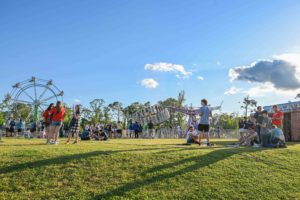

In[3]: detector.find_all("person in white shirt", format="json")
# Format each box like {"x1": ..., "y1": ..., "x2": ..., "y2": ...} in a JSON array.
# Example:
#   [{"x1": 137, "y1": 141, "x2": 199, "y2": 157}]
[{"x1": 186, "y1": 126, "x2": 200, "y2": 145}]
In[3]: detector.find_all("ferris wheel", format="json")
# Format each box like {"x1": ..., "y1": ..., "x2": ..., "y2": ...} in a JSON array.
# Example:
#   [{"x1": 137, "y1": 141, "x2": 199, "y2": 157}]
[{"x1": 5, "y1": 77, "x2": 64, "y2": 122}]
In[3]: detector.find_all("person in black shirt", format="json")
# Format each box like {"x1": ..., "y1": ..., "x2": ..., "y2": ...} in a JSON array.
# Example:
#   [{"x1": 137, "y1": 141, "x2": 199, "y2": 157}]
[
  {"x1": 147, "y1": 120, "x2": 155, "y2": 139},
  {"x1": 254, "y1": 106, "x2": 263, "y2": 143}
]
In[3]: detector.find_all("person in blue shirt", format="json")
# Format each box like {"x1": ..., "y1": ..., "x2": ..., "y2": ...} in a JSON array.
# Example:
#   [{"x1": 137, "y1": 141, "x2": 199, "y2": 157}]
[
  {"x1": 197, "y1": 99, "x2": 213, "y2": 146},
  {"x1": 17, "y1": 119, "x2": 23, "y2": 135},
  {"x1": 133, "y1": 121, "x2": 140, "y2": 138}
]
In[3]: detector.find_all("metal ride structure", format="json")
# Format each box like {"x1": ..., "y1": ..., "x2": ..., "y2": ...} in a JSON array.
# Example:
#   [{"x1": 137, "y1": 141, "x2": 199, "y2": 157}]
[
  {"x1": 5, "y1": 77, "x2": 64, "y2": 122},
  {"x1": 127, "y1": 105, "x2": 170, "y2": 125}
]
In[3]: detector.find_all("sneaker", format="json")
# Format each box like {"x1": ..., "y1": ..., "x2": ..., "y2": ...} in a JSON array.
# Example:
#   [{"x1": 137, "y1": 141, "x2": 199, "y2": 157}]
[
  {"x1": 252, "y1": 143, "x2": 261, "y2": 148},
  {"x1": 54, "y1": 141, "x2": 59, "y2": 145},
  {"x1": 66, "y1": 141, "x2": 70, "y2": 144},
  {"x1": 207, "y1": 143, "x2": 214, "y2": 147},
  {"x1": 46, "y1": 141, "x2": 51, "y2": 145}
]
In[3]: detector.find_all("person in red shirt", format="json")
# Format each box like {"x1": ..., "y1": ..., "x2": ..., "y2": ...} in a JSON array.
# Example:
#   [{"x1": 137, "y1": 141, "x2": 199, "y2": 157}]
[
  {"x1": 43, "y1": 103, "x2": 54, "y2": 144},
  {"x1": 49, "y1": 101, "x2": 66, "y2": 145},
  {"x1": 272, "y1": 105, "x2": 283, "y2": 129}
]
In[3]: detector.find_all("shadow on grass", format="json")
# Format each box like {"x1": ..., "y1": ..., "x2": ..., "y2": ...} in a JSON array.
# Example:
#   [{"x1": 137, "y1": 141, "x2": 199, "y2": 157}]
[
  {"x1": 0, "y1": 148, "x2": 170, "y2": 174},
  {"x1": 95, "y1": 147, "x2": 265, "y2": 199}
]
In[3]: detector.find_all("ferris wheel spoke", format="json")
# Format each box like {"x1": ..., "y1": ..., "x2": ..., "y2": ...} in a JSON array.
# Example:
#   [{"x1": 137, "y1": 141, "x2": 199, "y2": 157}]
[
  {"x1": 33, "y1": 82, "x2": 38, "y2": 101},
  {"x1": 37, "y1": 104, "x2": 46, "y2": 112},
  {"x1": 38, "y1": 87, "x2": 48, "y2": 101},
  {"x1": 23, "y1": 89, "x2": 35, "y2": 102},
  {"x1": 13, "y1": 99, "x2": 33, "y2": 105},
  {"x1": 26, "y1": 112, "x2": 33, "y2": 122},
  {"x1": 41, "y1": 94, "x2": 57, "y2": 103}
]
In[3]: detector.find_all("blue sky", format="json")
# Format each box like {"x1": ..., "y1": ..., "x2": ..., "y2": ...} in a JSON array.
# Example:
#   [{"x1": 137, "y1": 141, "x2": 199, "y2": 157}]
[{"x1": 1, "y1": 0, "x2": 300, "y2": 113}]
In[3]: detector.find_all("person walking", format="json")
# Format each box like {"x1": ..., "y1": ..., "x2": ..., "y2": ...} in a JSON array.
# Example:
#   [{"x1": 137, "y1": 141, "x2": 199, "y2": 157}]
[
  {"x1": 67, "y1": 105, "x2": 81, "y2": 144},
  {"x1": 49, "y1": 101, "x2": 66, "y2": 145}
]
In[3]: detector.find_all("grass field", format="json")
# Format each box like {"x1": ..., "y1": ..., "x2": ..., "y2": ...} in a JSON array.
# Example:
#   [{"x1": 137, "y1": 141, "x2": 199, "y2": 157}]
[{"x1": 0, "y1": 138, "x2": 300, "y2": 200}]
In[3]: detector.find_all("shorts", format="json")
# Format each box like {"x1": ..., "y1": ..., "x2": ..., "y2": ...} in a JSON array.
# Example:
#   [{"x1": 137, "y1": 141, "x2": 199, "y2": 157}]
[
  {"x1": 198, "y1": 124, "x2": 209, "y2": 133},
  {"x1": 51, "y1": 121, "x2": 62, "y2": 126}
]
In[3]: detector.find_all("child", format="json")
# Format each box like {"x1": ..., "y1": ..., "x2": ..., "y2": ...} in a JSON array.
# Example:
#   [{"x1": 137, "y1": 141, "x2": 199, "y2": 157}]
[{"x1": 186, "y1": 126, "x2": 200, "y2": 145}]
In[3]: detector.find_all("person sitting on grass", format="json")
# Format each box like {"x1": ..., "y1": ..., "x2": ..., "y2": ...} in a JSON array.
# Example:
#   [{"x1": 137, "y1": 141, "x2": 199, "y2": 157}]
[
  {"x1": 239, "y1": 126, "x2": 258, "y2": 146},
  {"x1": 264, "y1": 126, "x2": 286, "y2": 148},
  {"x1": 186, "y1": 126, "x2": 200, "y2": 145}
]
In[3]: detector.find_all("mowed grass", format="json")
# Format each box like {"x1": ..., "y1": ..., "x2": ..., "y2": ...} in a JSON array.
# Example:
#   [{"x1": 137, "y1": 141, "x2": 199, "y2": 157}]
[{"x1": 0, "y1": 138, "x2": 300, "y2": 200}]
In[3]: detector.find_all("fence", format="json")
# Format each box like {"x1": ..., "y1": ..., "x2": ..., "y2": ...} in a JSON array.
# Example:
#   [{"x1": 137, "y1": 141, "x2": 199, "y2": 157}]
[{"x1": 123, "y1": 128, "x2": 239, "y2": 139}]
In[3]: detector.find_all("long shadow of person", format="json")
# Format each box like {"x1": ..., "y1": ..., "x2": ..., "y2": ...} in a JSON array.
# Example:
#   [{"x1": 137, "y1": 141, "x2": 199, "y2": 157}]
[
  {"x1": 95, "y1": 147, "x2": 264, "y2": 199},
  {"x1": 0, "y1": 148, "x2": 170, "y2": 174}
]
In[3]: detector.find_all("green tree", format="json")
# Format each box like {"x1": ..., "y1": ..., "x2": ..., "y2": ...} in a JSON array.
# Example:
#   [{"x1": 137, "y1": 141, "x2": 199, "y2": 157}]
[
  {"x1": 90, "y1": 99, "x2": 105, "y2": 124},
  {"x1": 108, "y1": 101, "x2": 123, "y2": 122}
]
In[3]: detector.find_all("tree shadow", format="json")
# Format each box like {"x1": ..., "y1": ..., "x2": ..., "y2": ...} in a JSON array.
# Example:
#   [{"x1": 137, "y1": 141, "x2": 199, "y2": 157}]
[{"x1": 95, "y1": 147, "x2": 265, "y2": 199}]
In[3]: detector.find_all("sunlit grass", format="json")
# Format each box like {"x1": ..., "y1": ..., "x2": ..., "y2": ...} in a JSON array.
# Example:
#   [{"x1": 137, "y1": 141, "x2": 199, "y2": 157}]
[{"x1": 0, "y1": 138, "x2": 300, "y2": 200}]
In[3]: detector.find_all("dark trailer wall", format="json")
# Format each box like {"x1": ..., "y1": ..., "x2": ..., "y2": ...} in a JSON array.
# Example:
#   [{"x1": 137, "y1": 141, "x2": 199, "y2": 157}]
[
  {"x1": 264, "y1": 101, "x2": 300, "y2": 142},
  {"x1": 283, "y1": 112, "x2": 292, "y2": 141}
]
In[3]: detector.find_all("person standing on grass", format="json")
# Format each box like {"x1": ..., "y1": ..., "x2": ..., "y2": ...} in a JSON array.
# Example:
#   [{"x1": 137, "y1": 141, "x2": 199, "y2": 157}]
[
  {"x1": 43, "y1": 103, "x2": 54, "y2": 144},
  {"x1": 49, "y1": 101, "x2": 66, "y2": 145},
  {"x1": 17, "y1": 118, "x2": 23, "y2": 136},
  {"x1": 133, "y1": 121, "x2": 140, "y2": 138},
  {"x1": 197, "y1": 99, "x2": 213, "y2": 146},
  {"x1": 272, "y1": 105, "x2": 283, "y2": 129},
  {"x1": 148, "y1": 120, "x2": 155, "y2": 139},
  {"x1": 254, "y1": 106, "x2": 263, "y2": 143},
  {"x1": 67, "y1": 105, "x2": 81, "y2": 144},
  {"x1": 116, "y1": 121, "x2": 123, "y2": 138}
]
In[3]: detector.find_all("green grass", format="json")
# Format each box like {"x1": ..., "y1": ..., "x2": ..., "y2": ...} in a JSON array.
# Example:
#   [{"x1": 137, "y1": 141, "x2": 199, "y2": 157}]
[{"x1": 0, "y1": 138, "x2": 300, "y2": 200}]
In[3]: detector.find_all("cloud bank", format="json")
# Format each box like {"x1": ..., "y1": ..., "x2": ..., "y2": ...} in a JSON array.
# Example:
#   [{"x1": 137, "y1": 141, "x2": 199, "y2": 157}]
[{"x1": 229, "y1": 53, "x2": 300, "y2": 90}]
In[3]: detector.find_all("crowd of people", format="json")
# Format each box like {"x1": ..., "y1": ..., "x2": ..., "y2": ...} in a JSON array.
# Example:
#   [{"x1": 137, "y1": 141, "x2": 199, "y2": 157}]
[
  {"x1": 236, "y1": 105, "x2": 286, "y2": 148},
  {"x1": 0, "y1": 99, "x2": 288, "y2": 148}
]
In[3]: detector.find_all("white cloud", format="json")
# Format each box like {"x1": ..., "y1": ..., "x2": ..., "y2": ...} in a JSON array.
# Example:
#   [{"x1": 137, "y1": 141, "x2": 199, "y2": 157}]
[
  {"x1": 244, "y1": 83, "x2": 300, "y2": 98},
  {"x1": 73, "y1": 99, "x2": 81, "y2": 103},
  {"x1": 197, "y1": 76, "x2": 204, "y2": 81},
  {"x1": 145, "y1": 62, "x2": 192, "y2": 78},
  {"x1": 224, "y1": 86, "x2": 243, "y2": 95},
  {"x1": 216, "y1": 61, "x2": 221, "y2": 66},
  {"x1": 141, "y1": 78, "x2": 159, "y2": 89}
]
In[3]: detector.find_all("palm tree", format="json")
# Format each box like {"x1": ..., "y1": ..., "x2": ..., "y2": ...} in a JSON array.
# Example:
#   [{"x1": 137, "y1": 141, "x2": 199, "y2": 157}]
[{"x1": 240, "y1": 96, "x2": 257, "y2": 117}]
